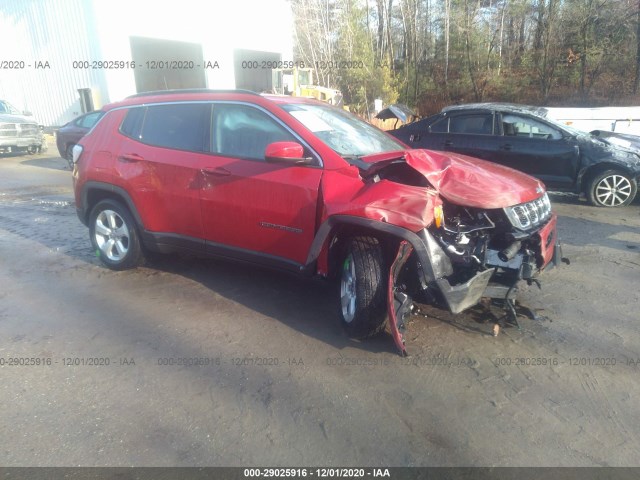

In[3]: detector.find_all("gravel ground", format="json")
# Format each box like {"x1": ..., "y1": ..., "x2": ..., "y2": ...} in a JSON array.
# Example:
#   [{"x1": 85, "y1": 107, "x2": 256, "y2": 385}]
[{"x1": 0, "y1": 149, "x2": 639, "y2": 467}]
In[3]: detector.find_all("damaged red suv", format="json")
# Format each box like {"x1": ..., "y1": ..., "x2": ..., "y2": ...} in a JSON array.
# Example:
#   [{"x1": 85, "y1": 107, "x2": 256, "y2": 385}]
[{"x1": 72, "y1": 90, "x2": 564, "y2": 354}]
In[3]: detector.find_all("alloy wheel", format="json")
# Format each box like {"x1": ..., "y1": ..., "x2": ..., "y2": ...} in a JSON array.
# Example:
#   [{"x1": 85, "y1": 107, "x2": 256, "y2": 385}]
[
  {"x1": 94, "y1": 209, "x2": 130, "y2": 262},
  {"x1": 340, "y1": 253, "x2": 357, "y2": 323},
  {"x1": 594, "y1": 174, "x2": 633, "y2": 207}
]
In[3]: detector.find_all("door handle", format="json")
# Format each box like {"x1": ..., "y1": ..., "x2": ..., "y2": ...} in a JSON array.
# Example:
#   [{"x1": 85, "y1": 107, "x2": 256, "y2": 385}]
[
  {"x1": 118, "y1": 153, "x2": 144, "y2": 162},
  {"x1": 201, "y1": 167, "x2": 231, "y2": 176},
  {"x1": 501, "y1": 144, "x2": 512, "y2": 151},
  {"x1": 443, "y1": 140, "x2": 453, "y2": 147}
]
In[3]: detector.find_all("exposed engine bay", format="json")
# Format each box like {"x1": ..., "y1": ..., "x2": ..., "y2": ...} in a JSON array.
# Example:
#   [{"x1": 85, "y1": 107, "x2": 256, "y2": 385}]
[{"x1": 432, "y1": 202, "x2": 542, "y2": 283}]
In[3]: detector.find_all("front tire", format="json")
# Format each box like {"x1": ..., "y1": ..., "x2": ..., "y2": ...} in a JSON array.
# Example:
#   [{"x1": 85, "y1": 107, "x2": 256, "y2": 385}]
[
  {"x1": 339, "y1": 237, "x2": 387, "y2": 339},
  {"x1": 587, "y1": 170, "x2": 637, "y2": 207},
  {"x1": 89, "y1": 199, "x2": 144, "y2": 270}
]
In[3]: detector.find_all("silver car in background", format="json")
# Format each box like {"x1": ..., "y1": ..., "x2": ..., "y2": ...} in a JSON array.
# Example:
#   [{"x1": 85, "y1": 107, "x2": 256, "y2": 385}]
[{"x1": 0, "y1": 100, "x2": 46, "y2": 154}]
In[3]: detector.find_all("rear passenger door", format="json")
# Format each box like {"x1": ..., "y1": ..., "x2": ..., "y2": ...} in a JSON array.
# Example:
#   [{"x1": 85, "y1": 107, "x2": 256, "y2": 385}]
[
  {"x1": 117, "y1": 103, "x2": 210, "y2": 244},
  {"x1": 199, "y1": 102, "x2": 322, "y2": 266},
  {"x1": 440, "y1": 112, "x2": 501, "y2": 160}
]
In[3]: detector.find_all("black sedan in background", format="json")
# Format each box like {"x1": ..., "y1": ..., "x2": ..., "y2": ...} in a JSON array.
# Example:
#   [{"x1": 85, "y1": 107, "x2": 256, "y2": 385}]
[
  {"x1": 390, "y1": 103, "x2": 640, "y2": 207},
  {"x1": 56, "y1": 110, "x2": 104, "y2": 164}
]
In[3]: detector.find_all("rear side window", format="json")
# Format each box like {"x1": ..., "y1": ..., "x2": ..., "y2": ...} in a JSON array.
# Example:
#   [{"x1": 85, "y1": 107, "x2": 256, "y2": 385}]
[
  {"x1": 139, "y1": 104, "x2": 209, "y2": 152},
  {"x1": 449, "y1": 114, "x2": 494, "y2": 135}
]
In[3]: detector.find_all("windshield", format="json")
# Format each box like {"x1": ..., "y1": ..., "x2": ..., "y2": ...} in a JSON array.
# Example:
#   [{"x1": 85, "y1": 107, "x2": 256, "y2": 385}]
[
  {"x1": 0, "y1": 101, "x2": 21, "y2": 115},
  {"x1": 281, "y1": 103, "x2": 405, "y2": 157}
]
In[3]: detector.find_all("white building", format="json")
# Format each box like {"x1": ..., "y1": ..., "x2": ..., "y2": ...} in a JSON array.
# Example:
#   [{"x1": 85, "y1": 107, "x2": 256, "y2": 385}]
[{"x1": 0, "y1": 0, "x2": 294, "y2": 126}]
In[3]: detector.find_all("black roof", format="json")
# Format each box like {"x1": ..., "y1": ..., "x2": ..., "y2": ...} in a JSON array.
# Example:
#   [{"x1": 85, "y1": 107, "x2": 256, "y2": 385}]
[{"x1": 441, "y1": 103, "x2": 550, "y2": 118}]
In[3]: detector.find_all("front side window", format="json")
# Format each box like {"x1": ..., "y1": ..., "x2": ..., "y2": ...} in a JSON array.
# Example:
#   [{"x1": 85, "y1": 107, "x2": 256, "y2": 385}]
[
  {"x1": 501, "y1": 113, "x2": 562, "y2": 140},
  {"x1": 138, "y1": 103, "x2": 209, "y2": 152},
  {"x1": 429, "y1": 117, "x2": 448, "y2": 133},
  {"x1": 449, "y1": 114, "x2": 494, "y2": 135},
  {"x1": 211, "y1": 103, "x2": 297, "y2": 161}
]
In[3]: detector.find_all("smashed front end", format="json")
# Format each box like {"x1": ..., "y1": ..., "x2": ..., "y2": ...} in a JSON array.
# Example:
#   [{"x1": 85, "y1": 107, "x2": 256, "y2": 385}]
[
  {"x1": 428, "y1": 193, "x2": 563, "y2": 308},
  {"x1": 370, "y1": 151, "x2": 569, "y2": 353},
  {"x1": 319, "y1": 148, "x2": 567, "y2": 353},
  {"x1": 385, "y1": 192, "x2": 567, "y2": 354}
]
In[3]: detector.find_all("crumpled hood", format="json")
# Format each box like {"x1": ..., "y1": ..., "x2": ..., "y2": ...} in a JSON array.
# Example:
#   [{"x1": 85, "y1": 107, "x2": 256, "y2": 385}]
[{"x1": 362, "y1": 149, "x2": 546, "y2": 209}]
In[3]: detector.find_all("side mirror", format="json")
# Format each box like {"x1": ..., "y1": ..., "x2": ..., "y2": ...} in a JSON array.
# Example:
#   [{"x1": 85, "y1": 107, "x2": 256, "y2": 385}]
[
  {"x1": 265, "y1": 142, "x2": 314, "y2": 165},
  {"x1": 23, "y1": 110, "x2": 33, "y2": 116}
]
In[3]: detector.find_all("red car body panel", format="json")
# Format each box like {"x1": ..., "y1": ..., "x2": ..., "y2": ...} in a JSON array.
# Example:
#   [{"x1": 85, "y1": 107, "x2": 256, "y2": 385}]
[
  {"x1": 198, "y1": 155, "x2": 322, "y2": 264},
  {"x1": 115, "y1": 138, "x2": 206, "y2": 239},
  {"x1": 537, "y1": 214, "x2": 558, "y2": 268},
  {"x1": 320, "y1": 167, "x2": 441, "y2": 231}
]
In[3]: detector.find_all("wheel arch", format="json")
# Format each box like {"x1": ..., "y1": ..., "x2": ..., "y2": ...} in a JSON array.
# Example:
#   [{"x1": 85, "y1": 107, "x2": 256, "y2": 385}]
[
  {"x1": 307, "y1": 215, "x2": 427, "y2": 279},
  {"x1": 81, "y1": 182, "x2": 144, "y2": 230},
  {"x1": 578, "y1": 162, "x2": 637, "y2": 193}
]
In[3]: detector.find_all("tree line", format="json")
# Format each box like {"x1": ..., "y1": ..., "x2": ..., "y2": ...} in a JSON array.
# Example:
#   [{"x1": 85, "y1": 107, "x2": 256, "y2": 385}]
[{"x1": 290, "y1": 0, "x2": 640, "y2": 115}]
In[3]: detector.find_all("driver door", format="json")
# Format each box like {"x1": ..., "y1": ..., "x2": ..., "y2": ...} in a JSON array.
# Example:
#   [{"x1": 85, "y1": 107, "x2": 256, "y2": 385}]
[
  {"x1": 199, "y1": 103, "x2": 322, "y2": 265},
  {"x1": 494, "y1": 112, "x2": 579, "y2": 189}
]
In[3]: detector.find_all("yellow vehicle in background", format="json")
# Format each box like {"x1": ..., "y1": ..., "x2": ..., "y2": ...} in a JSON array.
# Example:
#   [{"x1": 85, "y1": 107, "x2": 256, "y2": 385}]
[{"x1": 272, "y1": 67, "x2": 343, "y2": 106}]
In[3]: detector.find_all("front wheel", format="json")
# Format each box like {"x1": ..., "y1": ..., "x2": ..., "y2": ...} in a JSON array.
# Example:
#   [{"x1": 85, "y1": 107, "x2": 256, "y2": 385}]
[
  {"x1": 587, "y1": 170, "x2": 637, "y2": 207},
  {"x1": 89, "y1": 199, "x2": 144, "y2": 270},
  {"x1": 339, "y1": 237, "x2": 387, "y2": 339}
]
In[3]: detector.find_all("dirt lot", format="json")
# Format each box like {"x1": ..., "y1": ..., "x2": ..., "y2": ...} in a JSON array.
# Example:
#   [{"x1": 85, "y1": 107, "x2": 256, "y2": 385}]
[{"x1": 1, "y1": 148, "x2": 639, "y2": 467}]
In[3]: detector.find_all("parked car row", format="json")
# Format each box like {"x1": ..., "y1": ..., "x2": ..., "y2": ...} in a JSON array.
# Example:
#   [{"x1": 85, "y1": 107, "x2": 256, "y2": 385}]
[
  {"x1": 389, "y1": 103, "x2": 640, "y2": 207},
  {"x1": 71, "y1": 90, "x2": 566, "y2": 353}
]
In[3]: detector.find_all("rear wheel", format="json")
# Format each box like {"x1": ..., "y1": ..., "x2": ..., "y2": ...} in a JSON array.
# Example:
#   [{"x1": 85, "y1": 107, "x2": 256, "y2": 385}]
[
  {"x1": 587, "y1": 170, "x2": 637, "y2": 207},
  {"x1": 339, "y1": 237, "x2": 387, "y2": 339},
  {"x1": 89, "y1": 199, "x2": 144, "y2": 270}
]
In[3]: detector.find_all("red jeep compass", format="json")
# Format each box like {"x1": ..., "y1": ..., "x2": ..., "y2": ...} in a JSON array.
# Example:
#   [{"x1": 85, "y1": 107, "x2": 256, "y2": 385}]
[{"x1": 72, "y1": 89, "x2": 565, "y2": 354}]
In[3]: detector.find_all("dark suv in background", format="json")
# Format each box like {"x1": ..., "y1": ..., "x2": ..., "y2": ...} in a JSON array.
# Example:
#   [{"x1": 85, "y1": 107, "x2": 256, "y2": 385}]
[
  {"x1": 391, "y1": 103, "x2": 640, "y2": 207},
  {"x1": 72, "y1": 90, "x2": 564, "y2": 353}
]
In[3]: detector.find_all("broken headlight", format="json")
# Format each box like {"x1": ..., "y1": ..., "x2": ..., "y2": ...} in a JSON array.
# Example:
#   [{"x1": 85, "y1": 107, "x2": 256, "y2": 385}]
[{"x1": 503, "y1": 193, "x2": 551, "y2": 230}]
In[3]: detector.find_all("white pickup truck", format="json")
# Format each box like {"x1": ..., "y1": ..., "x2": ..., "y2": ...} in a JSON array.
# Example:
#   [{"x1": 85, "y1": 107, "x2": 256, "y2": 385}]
[{"x1": 0, "y1": 100, "x2": 46, "y2": 155}]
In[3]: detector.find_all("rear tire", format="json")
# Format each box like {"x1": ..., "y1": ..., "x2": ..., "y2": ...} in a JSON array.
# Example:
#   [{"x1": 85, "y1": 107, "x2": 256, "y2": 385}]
[
  {"x1": 587, "y1": 170, "x2": 637, "y2": 207},
  {"x1": 89, "y1": 199, "x2": 144, "y2": 270},
  {"x1": 338, "y1": 237, "x2": 387, "y2": 339}
]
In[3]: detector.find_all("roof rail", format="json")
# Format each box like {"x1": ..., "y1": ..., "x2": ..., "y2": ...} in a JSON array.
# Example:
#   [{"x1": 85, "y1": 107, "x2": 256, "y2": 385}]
[{"x1": 126, "y1": 89, "x2": 258, "y2": 99}]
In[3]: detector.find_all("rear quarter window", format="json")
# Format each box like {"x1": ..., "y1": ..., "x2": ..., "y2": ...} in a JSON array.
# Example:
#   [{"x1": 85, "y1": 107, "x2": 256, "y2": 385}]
[{"x1": 120, "y1": 107, "x2": 145, "y2": 139}]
